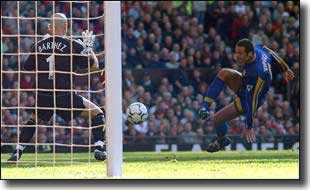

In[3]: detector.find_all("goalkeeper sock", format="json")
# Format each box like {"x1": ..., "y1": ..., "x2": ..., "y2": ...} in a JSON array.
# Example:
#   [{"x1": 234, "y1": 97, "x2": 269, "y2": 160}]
[
  {"x1": 91, "y1": 113, "x2": 105, "y2": 143},
  {"x1": 204, "y1": 77, "x2": 225, "y2": 104},
  {"x1": 19, "y1": 118, "x2": 36, "y2": 143},
  {"x1": 94, "y1": 140, "x2": 105, "y2": 152},
  {"x1": 16, "y1": 144, "x2": 25, "y2": 151},
  {"x1": 216, "y1": 122, "x2": 229, "y2": 137}
]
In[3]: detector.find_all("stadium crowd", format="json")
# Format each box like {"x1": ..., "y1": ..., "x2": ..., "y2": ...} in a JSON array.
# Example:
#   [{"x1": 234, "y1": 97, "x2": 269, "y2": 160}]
[{"x1": 1, "y1": 1, "x2": 299, "y2": 147}]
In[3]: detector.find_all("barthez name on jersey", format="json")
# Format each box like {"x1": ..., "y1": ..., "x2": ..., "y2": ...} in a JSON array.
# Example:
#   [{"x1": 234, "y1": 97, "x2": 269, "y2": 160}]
[{"x1": 37, "y1": 41, "x2": 67, "y2": 52}]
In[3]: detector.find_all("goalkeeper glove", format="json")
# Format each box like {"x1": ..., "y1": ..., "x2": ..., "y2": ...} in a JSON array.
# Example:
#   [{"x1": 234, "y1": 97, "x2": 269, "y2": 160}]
[
  {"x1": 78, "y1": 30, "x2": 95, "y2": 54},
  {"x1": 82, "y1": 30, "x2": 95, "y2": 47}
]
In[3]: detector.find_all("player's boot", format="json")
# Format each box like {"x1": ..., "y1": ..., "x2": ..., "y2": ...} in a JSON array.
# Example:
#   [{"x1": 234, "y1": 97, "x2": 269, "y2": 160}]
[
  {"x1": 7, "y1": 149, "x2": 23, "y2": 162},
  {"x1": 206, "y1": 136, "x2": 232, "y2": 153},
  {"x1": 94, "y1": 144, "x2": 107, "y2": 161},
  {"x1": 198, "y1": 102, "x2": 210, "y2": 120}
]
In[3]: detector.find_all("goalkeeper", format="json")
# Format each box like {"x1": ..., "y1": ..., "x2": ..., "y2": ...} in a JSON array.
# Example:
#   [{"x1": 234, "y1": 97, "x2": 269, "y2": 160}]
[
  {"x1": 199, "y1": 38, "x2": 295, "y2": 152},
  {"x1": 8, "y1": 13, "x2": 106, "y2": 161}
]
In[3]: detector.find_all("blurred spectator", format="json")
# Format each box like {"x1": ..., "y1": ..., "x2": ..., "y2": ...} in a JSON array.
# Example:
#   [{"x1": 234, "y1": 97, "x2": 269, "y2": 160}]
[
  {"x1": 192, "y1": 1, "x2": 207, "y2": 25},
  {"x1": 179, "y1": 122, "x2": 197, "y2": 144}
]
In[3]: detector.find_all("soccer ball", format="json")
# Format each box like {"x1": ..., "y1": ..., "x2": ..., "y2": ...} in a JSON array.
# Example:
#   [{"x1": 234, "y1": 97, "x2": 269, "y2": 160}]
[{"x1": 126, "y1": 102, "x2": 148, "y2": 124}]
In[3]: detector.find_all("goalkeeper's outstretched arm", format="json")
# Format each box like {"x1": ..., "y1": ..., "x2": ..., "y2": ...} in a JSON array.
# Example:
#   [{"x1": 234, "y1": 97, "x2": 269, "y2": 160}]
[
  {"x1": 75, "y1": 30, "x2": 99, "y2": 72},
  {"x1": 263, "y1": 45, "x2": 295, "y2": 82},
  {"x1": 82, "y1": 30, "x2": 99, "y2": 72},
  {"x1": 78, "y1": 30, "x2": 104, "y2": 86},
  {"x1": 89, "y1": 48, "x2": 99, "y2": 72}
]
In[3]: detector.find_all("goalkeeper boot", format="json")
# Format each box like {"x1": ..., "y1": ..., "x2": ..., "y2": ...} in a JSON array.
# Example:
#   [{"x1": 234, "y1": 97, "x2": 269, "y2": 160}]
[
  {"x1": 94, "y1": 144, "x2": 107, "y2": 161},
  {"x1": 206, "y1": 136, "x2": 232, "y2": 153},
  {"x1": 8, "y1": 149, "x2": 23, "y2": 162}
]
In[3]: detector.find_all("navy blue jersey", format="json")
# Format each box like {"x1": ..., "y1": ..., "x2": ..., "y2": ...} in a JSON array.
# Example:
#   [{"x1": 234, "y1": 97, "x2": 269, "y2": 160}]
[
  {"x1": 24, "y1": 36, "x2": 93, "y2": 93},
  {"x1": 235, "y1": 45, "x2": 274, "y2": 129}
]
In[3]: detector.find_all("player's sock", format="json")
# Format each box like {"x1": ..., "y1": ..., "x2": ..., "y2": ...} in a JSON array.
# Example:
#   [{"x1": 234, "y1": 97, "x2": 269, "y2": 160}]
[
  {"x1": 94, "y1": 140, "x2": 105, "y2": 151},
  {"x1": 91, "y1": 113, "x2": 106, "y2": 161},
  {"x1": 204, "y1": 77, "x2": 225, "y2": 104},
  {"x1": 16, "y1": 144, "x2": 25, "y2": 151},
  {"x1": 216, "y1": 122, "x2": 229, "y2": 137},
  {"x1": 216, "y1": 122, "x2": 231, "y2": 148},
  {"x1": 19, "y1": 118, "x2": 36, "y2": 146},
  {"x1": 206, "y1": 122, "x2": 231, "y2": 153},
  {"x1": 91, "y1": 113, "x2": 105, "y2": 146},
  {"x1": 8, "y1": 119, "x2": 36, "y2": 162}
]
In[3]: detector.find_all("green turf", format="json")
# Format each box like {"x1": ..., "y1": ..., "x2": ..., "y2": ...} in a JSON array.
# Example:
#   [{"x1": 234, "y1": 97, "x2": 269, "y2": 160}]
[{"x1": 1, "y1": 150, "x2": 299, "y2": 179}]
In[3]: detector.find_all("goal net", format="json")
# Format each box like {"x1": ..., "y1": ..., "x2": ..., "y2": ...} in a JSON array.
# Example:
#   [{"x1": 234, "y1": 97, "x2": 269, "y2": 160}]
[{"x1": 1, "y1": 1, "x2": 122, "y2": 176}]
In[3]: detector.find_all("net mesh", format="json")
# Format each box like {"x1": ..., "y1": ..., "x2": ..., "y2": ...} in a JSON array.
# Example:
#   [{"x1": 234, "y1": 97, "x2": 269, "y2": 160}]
[{"x1": 1, "y1": 1, "x2": 105, "y2": 166}]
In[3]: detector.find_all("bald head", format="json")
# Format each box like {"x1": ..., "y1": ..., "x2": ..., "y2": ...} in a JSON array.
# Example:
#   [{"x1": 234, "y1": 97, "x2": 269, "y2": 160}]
[{"x1": 48, "y1": 13, "x2": 68, "y2": 36}]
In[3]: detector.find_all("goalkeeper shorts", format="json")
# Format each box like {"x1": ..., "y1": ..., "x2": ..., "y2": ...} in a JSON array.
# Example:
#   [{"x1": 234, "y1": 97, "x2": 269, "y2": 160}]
[{"x1": 33, "y1": 91, "x2": 86, "y2": 122}]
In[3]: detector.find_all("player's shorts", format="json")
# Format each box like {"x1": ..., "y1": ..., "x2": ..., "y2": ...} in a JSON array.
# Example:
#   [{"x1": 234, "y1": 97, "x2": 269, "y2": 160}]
[
  {"x1": 234, "y1": 80, "x2": 270, "y2": 114},
  {"x1": 33, "y1": 91, "x2": 86, "y2": 122}
]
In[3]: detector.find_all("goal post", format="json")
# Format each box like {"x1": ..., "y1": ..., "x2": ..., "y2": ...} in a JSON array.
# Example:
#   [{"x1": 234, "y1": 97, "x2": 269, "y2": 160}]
[{"x1": 104, "y1": 1, "x2": 123, "y2": 177}]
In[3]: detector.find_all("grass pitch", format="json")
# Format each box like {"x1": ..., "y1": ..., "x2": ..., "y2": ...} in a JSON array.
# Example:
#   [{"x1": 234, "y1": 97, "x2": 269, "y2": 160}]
[{"x1": 1, "y1": 150, "x2": 299, "y2": 179}]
